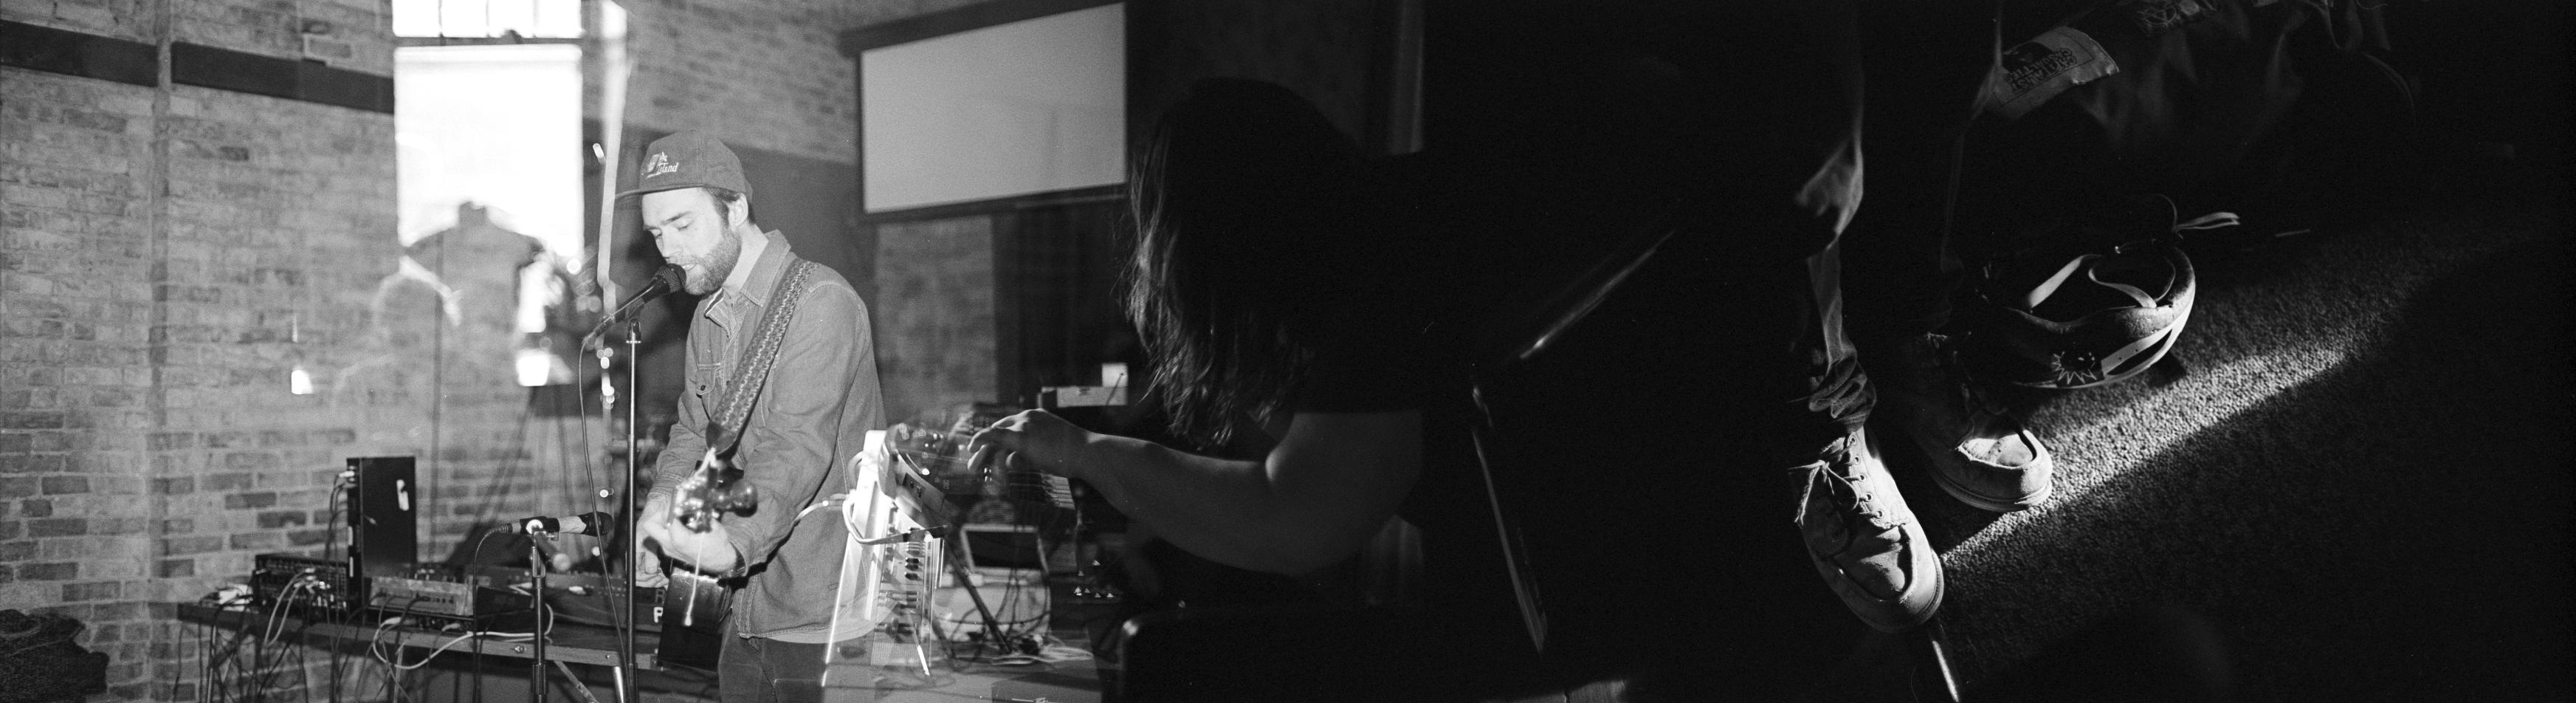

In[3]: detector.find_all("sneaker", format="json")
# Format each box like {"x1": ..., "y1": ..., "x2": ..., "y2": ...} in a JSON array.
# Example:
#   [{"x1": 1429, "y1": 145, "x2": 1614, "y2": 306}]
[
  {"x1": 1794, "y1": 425, "x2": 1943, "y2": 632},
  {"x1": 1873, "y1": 332, "x2": 2056, "y2": 512}
]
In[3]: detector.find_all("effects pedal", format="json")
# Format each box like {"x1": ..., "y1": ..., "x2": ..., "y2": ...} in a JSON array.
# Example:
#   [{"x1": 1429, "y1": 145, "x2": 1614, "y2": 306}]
[
  {"x1": 251, "y1": 552, "x2": 354, "y2": 614},
  {"x1": 365, "y1": 575, "x2": 534, "y2": 629}
]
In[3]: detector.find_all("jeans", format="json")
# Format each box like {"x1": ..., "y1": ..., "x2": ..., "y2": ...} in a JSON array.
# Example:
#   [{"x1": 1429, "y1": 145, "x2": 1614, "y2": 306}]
[
  {"x1": 1841, "y1": 0, "x2": 2001, "y2": 341},
  {"x1": 717, "y1": 628, "x2": 828, "y2": 703}
]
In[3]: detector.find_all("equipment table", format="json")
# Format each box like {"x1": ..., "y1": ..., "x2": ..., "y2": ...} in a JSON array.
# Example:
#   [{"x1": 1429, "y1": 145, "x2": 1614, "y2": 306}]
[{"x1": 174, "y1": 602, "x2": 1103, "y2": 703}]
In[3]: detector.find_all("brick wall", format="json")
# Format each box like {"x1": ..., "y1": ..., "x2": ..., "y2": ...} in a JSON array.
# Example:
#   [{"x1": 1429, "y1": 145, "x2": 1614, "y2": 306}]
[
  {"x1": 2, "y1": 60, "x2": 166, "y2": 699},
  {"x1": 611, "y1": 0, "x2": 875, "y2": 165},
  {"x1": 4, "y1": 0, "x2": 422, "y2": 699},
  {"x1": 0, "y1": 1, "x2": 943, "y2": 702},
  {"x1": 873, "y1": 215, "x2": 999, "y2": 423}
]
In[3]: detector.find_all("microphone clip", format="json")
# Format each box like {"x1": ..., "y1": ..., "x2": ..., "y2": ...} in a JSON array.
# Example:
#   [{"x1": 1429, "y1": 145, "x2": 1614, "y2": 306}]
[{"x1": 583, "y1": 265, "x2": 684, "y2": 349}]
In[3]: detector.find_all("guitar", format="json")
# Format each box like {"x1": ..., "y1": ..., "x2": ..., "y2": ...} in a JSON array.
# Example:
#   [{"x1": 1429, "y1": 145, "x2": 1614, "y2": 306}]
[{"x1": 655, "y1": 439, "x2": 757, "y2": 671}]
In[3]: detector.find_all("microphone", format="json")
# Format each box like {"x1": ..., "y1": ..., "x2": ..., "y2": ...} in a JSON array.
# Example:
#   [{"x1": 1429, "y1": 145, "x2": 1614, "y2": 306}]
[
  {"x1": 583, "y1": 265, "x2": 684, "y2": 347},
  {"x1": 518, "y1": 511, "x2": 613, "y2": 537}
]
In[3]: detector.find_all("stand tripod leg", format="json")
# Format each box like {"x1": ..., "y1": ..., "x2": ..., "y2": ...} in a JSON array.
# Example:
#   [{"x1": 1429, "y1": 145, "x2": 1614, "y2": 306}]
[
  {"x1": 530, "y1": 543, "x2": 549, "y2": 703},
  {"x1": 943, "y1": 538, "x2": 1007, "y2": 644}
]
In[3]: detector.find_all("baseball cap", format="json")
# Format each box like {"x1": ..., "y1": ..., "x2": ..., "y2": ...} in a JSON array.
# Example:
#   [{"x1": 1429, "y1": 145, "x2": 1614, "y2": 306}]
[{"x1": 617, "y1": 131, "x2": 753, "y2": 200}]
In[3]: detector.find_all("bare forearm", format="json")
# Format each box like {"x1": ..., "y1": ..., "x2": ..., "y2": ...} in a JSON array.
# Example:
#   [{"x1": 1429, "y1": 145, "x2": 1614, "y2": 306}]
[
  {"x1": 1078, "y1": 436, "x2": 1289, "y2": 571},
  {"x1": 1073, "y1": 412, "x2": 1419, "y2": 576}
]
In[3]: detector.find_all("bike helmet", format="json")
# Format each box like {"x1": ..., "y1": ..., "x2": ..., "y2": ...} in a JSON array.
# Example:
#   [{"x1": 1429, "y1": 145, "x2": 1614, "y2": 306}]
[{"x1": 1969, "y1": 198, "x2": 2229, "y2": 389}]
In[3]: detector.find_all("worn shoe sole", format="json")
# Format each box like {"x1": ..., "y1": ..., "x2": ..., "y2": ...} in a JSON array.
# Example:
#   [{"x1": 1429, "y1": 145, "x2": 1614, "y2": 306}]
[{"x1": 1813, "y1": 534, "x2": 1947, "y2": 633}]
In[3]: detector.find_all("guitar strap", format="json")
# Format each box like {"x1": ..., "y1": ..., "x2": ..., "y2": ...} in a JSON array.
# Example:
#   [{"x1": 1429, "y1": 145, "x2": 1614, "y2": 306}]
[
  {"x1": 653, "y1": 259, "x2": 821, "y2": 663},
  {"x1": 703, "y1": 258, "x2": 820, "y2": 453}
]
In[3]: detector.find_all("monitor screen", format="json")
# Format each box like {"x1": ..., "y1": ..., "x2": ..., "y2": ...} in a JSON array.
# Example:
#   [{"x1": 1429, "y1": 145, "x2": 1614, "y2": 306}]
[{"x1": 861, "y1": 3, "x2": 1126, "y2": 213}]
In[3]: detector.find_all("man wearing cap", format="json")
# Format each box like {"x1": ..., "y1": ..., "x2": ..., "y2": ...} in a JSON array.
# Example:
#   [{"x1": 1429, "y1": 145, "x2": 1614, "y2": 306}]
[{"x1": 624, "y1": 131, "x2": 885, "y2": 702}]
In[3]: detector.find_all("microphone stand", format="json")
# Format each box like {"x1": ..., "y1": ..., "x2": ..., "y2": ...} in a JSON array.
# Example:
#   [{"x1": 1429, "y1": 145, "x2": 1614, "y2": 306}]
[
  {"x1": 585, "y1": 267, "x2": 668, "y2": 703},
  {"x1": 528, "y1": 539, "x2": 551, "y2": 703},
  {"x1": 613, "y1": 318, "x2": 641, "y2": 703}
]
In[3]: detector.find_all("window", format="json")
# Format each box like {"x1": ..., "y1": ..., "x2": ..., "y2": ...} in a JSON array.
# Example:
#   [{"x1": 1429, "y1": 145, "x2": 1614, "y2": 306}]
[{"x1": 392, "y1": 0, "x2": 584, "y2": 39}]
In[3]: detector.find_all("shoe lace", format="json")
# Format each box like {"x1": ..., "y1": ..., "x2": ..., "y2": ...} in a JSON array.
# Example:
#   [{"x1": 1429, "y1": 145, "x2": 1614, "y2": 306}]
[{"x1": 1796, "y1": 436, "x2": 1895, "y2": 541}]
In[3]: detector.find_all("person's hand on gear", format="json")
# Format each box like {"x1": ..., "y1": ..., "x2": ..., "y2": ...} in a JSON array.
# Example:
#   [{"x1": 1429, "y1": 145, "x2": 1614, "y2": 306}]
[{"x1": 965, "y1": 410, "x2": 1097, "y2": 481}]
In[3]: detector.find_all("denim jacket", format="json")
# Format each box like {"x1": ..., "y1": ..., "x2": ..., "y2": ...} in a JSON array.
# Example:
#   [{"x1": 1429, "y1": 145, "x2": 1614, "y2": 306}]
[{"x1": 649, "y1": 229, "x2": 886, "y2": 642}]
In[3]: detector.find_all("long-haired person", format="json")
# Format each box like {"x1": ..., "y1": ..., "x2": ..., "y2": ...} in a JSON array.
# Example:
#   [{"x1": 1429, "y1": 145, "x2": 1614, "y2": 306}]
[{"x1": 972, "y1": 26, "x2": 1940, "y2": 691}]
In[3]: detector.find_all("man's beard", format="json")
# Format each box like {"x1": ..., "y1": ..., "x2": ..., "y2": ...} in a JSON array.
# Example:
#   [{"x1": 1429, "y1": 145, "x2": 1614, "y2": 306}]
[{"x1": 683, "y1": 229, "x2": 743, "y2": 295}]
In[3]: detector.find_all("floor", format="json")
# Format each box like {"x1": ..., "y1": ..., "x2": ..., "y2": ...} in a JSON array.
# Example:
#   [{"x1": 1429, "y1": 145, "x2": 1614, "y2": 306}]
[{"x1": 1802, "y1": 169, "x2": 2572, "y2": 702}]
